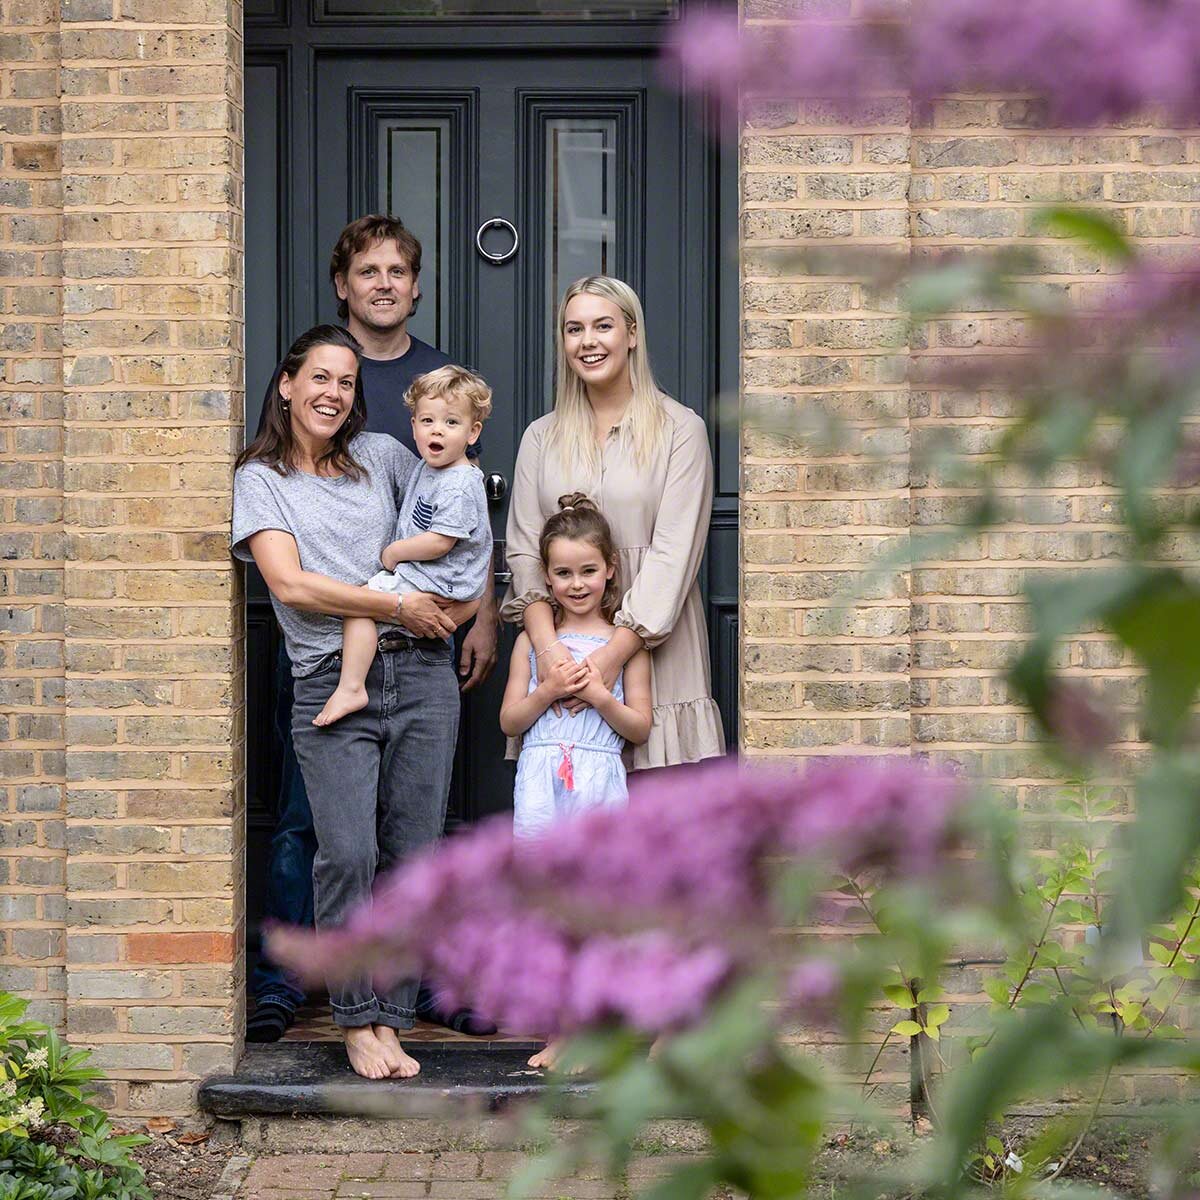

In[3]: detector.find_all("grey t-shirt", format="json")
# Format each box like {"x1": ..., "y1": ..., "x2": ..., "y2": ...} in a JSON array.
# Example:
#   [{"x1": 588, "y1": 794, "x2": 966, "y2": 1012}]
[
  {"x1": 231, "y1": 432, "x2": 417, "y2": 675},
  {"x1": 389, "y1": 462, "x2": 492, "y2": 601}
]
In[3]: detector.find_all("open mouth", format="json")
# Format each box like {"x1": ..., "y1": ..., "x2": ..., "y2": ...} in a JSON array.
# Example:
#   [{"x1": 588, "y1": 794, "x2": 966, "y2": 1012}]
[
  {"x1": 313, "y1": 404, "x2": 340, "y2": 418},
  {"x1": 579, "y1": 353, "x2": 606, "y2": 365},
  {"x1": 428, "y1": 440, "x2": 444, "y2": 453}
]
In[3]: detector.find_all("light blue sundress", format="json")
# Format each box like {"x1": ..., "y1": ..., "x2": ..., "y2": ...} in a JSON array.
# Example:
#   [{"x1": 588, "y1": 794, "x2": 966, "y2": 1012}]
[{"x1": 512, "y1": 631, "x2": 628, "y2": 840}]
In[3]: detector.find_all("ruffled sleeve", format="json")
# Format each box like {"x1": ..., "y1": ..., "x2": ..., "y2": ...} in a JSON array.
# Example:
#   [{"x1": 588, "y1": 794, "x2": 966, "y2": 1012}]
[
  {"x1": 614, "y1": 409, "x2": 713, "y2": 650},
  {"x1": 501, "y1": 420, "x2": 552, "y2": 624}
]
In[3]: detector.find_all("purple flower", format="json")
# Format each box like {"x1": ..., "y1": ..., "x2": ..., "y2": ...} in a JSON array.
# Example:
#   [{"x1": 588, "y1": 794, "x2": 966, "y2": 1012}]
[
  {"x1": 666, "y1": 0, "x2": 1200, "y2": 127},
  {"x1": 268, "y1": 759, "x2": 966, "y2": 1038},
  {"x1": 786, "y1": 958, "x2": 842, "y2": 1021}
]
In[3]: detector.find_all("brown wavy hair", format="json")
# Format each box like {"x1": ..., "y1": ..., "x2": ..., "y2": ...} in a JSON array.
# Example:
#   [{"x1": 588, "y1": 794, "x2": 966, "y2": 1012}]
[
  {"x1": 236, "y1": 325, "x2": 368, "y2": 479},
  {"x1": 538, "y1": 492, "x2": 622, "y2": 623},
  {"x1": 329, "y1": 214, "x2": 423, "y2": 321}
]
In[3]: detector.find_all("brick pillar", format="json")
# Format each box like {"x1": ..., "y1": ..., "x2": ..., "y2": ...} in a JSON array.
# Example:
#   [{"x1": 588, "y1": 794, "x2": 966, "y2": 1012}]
[
  {"x1": 58, "y1": 0, "x2": 244, "y2": 1115},
  {"x1": 0, "y1": 0, "x2": 66, "y2": 1029},
  {"x1": 741, "y1": 87, "x2": 914, "y2": 762}
]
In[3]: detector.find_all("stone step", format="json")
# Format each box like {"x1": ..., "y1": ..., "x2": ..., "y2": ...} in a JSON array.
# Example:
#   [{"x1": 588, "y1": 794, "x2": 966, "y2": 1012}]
[{"x1": 200, "y1": 1041, "x2": 576, "y2": 1121}]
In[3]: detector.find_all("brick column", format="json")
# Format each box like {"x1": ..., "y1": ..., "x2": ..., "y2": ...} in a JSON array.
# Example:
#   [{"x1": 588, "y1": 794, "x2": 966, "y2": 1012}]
[
  {"x1": 58, "y1": 0, "x2": 244, "y2": 1115},
  {"x1": 0, "y1": 0, "x2": 66, "y2": 1029},
  {"x1": 741, "y1": 86, "x2": 914, "y2": 763}
]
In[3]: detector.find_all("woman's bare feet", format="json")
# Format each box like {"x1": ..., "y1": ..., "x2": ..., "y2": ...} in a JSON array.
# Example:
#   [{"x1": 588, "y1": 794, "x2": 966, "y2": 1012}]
[
  {"x1": 313, "y1": 683, "x2": 368, "y2": 727},
  {"x1": 343, "y1": 1026, "x2": 393, "y2": 1079},
  {"x1": 527, "y1": 1040, "x2": 563, "y2": 1071},
  {"x1": 373, "y1": 1025, "x2": 421, "y2": 1079}
]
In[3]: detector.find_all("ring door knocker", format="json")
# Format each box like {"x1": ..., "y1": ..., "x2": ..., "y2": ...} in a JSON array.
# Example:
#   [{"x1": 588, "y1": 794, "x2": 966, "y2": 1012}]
[{"x1": 475, "y1": 217, "x2": 519, "y2": 265}]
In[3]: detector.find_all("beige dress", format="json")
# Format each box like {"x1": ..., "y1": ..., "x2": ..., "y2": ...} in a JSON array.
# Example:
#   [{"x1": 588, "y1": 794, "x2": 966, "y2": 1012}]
[{"x1": 501, "y1": 396, "x2": 726, "y2": 770}]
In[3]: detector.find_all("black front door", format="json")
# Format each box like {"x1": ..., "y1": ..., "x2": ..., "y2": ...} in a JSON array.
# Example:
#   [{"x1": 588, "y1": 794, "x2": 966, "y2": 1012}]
[{"x1": 243, "y1": 10, "x2": 738, "y2": 923}]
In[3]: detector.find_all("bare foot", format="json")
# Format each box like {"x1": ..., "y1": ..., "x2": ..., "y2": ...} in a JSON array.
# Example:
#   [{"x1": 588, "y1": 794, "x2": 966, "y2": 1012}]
[
  {"x1": 373, "y1": 1025, "x2": 420, "y2": 1079},
  {"x1": 343, "y1": 1026, "x2": 392, "y2": 1080},
  {"x1": 527, "y1": 1040, "x2": 563, "y2": 1071},
  {"x1": 312, "y1": 683, "x2": 368, "y2": 727}
]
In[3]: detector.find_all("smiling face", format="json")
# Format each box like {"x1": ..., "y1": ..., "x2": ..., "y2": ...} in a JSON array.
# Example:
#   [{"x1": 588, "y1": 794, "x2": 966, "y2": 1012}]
[
  {"x1": 336, "y1": 238, "x2": 420, "y2": 338},
  {"x1": 410, "y1": 392, "x2": 481, "y2": 469},
  {"x1": 545, "y1": 535, "x2": 614, "y2": 620},
  {"x1": 561, "y1": 293, "x2": 637, "y2": 394},
  {"x1": 279, "y1": 344, "x2": 359, "y2": 452}
]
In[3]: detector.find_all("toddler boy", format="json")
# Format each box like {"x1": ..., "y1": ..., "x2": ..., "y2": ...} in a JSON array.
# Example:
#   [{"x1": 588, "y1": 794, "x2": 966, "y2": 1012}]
[{"x1": 314, "y1": 364, "x2": 493, "y2": 726}]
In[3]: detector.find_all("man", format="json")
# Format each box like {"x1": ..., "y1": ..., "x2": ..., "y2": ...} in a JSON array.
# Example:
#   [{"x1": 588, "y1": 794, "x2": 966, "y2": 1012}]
[{"x1": 248, "y1": 215, "x2": 499, "y2": 1042}]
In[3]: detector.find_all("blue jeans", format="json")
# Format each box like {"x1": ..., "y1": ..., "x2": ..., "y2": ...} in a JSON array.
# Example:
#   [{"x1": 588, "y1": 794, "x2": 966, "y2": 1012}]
[{"x1": 250, "y1": 645, "x2": 316, "y2": 1012}]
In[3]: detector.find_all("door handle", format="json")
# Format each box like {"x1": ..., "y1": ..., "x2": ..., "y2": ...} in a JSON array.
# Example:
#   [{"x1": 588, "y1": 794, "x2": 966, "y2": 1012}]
[
  {"x1": 475, "y1": 218, "x2": 519, "y2": 265},
  {"x1": 492, "y1": 538, "x2": 512, "y2": 586},
  {"x1": 484, "y1": 472, "x2": 507, "y2": 503}
]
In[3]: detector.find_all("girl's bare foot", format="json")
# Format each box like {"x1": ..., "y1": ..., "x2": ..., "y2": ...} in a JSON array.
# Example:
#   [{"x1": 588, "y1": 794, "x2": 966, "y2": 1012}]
[
  {"x1": 527, "y1": 1040, "x2": 563, "y2": 1071},
  {"x1": 313, "y1": 683, "x2": 368, "y2": 727},
  {"x1": 343, "y1": 1026, "x2": 392, "y2": 1079},
  {"x1": 373, "y1": 1025, "x2": 420, "y2": 1079}
]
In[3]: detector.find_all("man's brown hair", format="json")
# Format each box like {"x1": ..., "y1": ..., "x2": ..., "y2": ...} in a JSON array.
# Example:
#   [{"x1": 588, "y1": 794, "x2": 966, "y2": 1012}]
[{"x1": 329, "y1": 215, "x2": 423, "y2": 321}]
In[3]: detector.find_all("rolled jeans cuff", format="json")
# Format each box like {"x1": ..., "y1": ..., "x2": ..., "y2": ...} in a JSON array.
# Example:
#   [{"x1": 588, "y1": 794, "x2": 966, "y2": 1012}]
[{"x1": 330, "y1": 997, "x2": 416, "y2": 1030}]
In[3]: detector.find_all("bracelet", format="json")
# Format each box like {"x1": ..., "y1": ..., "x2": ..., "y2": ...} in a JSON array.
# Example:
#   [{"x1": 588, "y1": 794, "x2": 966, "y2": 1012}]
[
  {"x1": 394, "y1": 592, "x2": 405, "y2": 618},
  {"x1": 535, "y1": 638, "x2": 566, "y2": 661}
]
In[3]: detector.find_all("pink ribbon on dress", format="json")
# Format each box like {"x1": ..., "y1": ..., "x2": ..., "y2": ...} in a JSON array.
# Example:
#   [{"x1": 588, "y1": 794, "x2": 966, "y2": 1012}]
[{"x1": 556, "y1": 742, "x2": 576, "y2": 791}]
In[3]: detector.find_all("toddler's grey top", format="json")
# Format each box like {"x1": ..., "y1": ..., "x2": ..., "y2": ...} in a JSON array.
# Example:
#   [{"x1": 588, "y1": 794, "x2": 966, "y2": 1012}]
[
  {"x1": 389, "y1": 461, "x2": 492, "y2": 601},
  {"x1": 231, "y1": 432, "x2": 417, "y2": 675}
]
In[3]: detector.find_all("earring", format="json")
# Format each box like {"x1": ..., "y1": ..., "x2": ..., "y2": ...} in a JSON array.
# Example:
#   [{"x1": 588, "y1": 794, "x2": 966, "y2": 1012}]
[{"x1": 280, "y1": 400, "x2": 290, "y2": 409}]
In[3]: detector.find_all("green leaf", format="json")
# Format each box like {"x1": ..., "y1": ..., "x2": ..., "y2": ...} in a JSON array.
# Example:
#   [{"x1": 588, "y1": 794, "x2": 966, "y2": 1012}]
[
  {"x1": 1032, "y1": 207, "x2": 1134, "y2": 261},
  {"x1": 1117, "y1": 397, "x2": 1189, "y2": 544},
  {"x1": 924, "y1": 1004, "x2": 951, "y2": 1029},
  {"x1": 1109, "y1": 751, "x2": 1200, "y2": 945},
  {"x1": 984, "y1": 977, "x2": 1011, "y2": 1005},
  {"x1": 1148, "y1": 940, "x2": 1174, "y2": 965},
  {"x1": 1106, "y1": 572, "x2": 1200, "y2": 744},
  {"x1": 890, "y1": 1020, "x2": 923, "y2": 1037},
  {"x1": 882, "y1": 984, "x2": 916, "y2": 1008}
]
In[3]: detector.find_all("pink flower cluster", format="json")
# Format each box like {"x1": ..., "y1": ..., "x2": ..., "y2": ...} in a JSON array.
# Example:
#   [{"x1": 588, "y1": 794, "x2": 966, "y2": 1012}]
[
  {"x1": 667, "y1": 0, "x2": 1200, "y2": 126},
  {"x1": 269, "y1": 759, "x2": 964, "y2": 1037}
]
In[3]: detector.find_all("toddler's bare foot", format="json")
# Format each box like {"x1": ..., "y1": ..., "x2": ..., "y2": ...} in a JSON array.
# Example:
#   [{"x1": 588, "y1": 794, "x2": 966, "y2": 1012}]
[
  {"x1": 313, "y1": 683, "x2": 368, "y2": 727},
  {"x1": 374, "y1": 1025, "x2": 420, "y2": 1079},
  {"x1": 343, "y1": 1026, "x2": 392, "y2": 1079}
]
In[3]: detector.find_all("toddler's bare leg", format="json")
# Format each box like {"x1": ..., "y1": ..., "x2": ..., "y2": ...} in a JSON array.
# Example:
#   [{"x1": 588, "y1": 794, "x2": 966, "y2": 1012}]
[{"x1": 313, "y1": 618, "x2": 377, "y2": 726}]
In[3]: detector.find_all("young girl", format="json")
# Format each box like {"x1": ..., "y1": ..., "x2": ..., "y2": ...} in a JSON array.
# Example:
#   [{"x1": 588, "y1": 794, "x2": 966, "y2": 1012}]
[
  {"x1": 500, "y1": 494, "x2": 652, "y2": 1070},
  {"x1": 501, "y1": 493, "x2": 652, "y2": 840}
]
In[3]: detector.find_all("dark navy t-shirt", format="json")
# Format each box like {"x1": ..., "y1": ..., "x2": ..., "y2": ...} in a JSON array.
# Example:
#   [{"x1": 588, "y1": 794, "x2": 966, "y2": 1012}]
[{"x1": 360, "y1": 336, "x2": 480, "y2": 459}]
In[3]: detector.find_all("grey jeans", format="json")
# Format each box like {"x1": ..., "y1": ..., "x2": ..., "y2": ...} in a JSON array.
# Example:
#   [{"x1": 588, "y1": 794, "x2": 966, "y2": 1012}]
[{"x1": 290, "y1": 636, "x2": 459, "y2": 1028}]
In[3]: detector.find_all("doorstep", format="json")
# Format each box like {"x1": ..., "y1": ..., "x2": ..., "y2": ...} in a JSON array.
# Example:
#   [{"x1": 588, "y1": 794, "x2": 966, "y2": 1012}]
[{"x1": 198, "y1": 1040, "x2": 585, "y2": 1120}]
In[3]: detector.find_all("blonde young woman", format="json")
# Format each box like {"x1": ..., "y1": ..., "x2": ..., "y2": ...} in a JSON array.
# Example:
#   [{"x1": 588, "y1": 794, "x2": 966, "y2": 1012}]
[{"x1": 503, "y1": 276, "x2": 725, "y2": 777}]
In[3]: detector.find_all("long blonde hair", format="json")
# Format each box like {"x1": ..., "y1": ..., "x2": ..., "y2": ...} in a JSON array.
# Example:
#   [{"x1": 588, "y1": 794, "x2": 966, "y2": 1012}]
[{"x1": 545, "y1": 276, "x2": 667, "y2": 478}]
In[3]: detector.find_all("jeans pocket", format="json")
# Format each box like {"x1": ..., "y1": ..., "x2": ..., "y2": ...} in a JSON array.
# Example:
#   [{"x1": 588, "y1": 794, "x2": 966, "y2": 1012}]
[{"x1": 414, "y1": 646, "x2": 452, "y2": 668}]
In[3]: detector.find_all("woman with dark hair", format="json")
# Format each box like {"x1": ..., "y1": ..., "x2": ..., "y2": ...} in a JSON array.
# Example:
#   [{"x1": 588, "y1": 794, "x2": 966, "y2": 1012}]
[{"x1": 232, "y1": 324, "x2": 479, "y2": 1080}]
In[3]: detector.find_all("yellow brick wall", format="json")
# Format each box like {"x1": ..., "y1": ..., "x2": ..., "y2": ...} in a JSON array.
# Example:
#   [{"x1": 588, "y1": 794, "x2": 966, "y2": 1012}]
[
  {"x1": 2, "y1": 0, "x2": 1194, "y2": 1118},
  {"x1": 2, "y1": 0, "x2": 245, "y2": 1116},
  {"x1": 740, "y1": 3, "x2": 1198, "y2": 1105},
  {"x1": 1, "y1": 0, "x2": 66, "y2": 1031}
]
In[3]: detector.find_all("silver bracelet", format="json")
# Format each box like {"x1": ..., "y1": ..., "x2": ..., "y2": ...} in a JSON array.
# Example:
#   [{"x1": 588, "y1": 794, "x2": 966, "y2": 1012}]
[{"x1": 535, "y1": 638, "x2": 566, "y2": 661}]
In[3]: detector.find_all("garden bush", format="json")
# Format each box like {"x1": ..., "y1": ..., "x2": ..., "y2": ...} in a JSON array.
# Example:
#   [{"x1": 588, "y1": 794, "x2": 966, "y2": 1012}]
[{"x1": 0, "y1": 993, "x2": 150, "y2": 1200}]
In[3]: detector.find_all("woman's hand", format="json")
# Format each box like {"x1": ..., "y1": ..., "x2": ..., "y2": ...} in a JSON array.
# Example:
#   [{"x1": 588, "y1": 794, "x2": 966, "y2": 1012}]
[
  {"x1": 539, "y1": 654, "x2": 588, "y2": 702},
  {"x1": 563, "y1": 638, "x2": 625, "y2": 714},
  {"x1": 576, "y1": 659, "x2": 613, "y2": 708},
  {"x1": 394, "y1": 592, "x2": 457, "y2": 638}
]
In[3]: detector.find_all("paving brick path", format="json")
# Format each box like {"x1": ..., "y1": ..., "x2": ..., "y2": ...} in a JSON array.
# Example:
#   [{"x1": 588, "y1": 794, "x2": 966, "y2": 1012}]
[{"x1": 236, "y1": 1150, "x2": 695, "y2": 1200}]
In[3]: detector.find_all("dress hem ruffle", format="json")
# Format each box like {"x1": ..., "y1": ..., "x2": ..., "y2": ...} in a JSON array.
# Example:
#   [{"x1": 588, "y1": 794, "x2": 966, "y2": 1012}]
[{"x1": 506, "y1": 695, "x2": 725, "y2": 770}]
